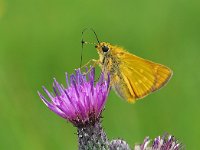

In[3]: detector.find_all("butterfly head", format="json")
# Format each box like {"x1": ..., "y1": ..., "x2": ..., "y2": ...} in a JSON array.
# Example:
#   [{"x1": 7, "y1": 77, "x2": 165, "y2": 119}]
[{"x1": 95, "y1": 42, "x2": 112, "y2": 56}]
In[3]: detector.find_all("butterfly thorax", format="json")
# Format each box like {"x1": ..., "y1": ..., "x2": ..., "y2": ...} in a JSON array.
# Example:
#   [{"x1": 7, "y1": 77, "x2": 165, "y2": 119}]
[{"x1": 95, "y1": 42, "x2": 122, "y2": 77}]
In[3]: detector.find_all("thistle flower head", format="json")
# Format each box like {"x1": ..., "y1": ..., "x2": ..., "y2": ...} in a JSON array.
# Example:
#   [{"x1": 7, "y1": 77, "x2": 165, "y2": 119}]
[
  {"x1": 109, "y1": 139, "x2": 131, "y2": 150},
  {"x1": 135, "y1": 134, "x2": 184, "y2": 150},
  {"x1": 38, "y1": 67, "x2": 110, "y2": 127}
]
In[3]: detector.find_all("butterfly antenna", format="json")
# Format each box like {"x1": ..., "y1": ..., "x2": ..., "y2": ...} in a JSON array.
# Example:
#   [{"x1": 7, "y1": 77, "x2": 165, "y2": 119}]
[
  {"x1": 80, "y1": 28, "x2": 100, "y2": 67},
  {"x1": 80, "y1": 28, "x2": 88, "y2": 67},
  {"x1": 90, "y1": 28, "x2": 100, "y2": 44}
]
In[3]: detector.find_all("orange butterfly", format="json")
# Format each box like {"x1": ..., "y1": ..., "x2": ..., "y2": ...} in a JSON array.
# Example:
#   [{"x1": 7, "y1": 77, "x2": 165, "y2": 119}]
[{"x1": 82, "y1": 30, "x2": 173, "y2": 103}]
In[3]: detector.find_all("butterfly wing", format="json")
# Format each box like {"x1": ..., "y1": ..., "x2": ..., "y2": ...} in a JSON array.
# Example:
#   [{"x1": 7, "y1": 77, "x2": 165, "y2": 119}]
[{"x1": 112, "y1": 51, "x2": 172, "y2": 103}]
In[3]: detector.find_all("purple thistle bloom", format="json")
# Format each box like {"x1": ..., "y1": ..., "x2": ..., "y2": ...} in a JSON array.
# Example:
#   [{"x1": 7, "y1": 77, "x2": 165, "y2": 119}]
[
  {"x1": 38, "y1": 67, "x2": 110, "y2": 127},
  {"x1": 134, "y1": 134, "x2": 184, "y2": 150}
]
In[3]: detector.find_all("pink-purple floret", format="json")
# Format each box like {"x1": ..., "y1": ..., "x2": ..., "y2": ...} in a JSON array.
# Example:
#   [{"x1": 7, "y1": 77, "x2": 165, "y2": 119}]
[
  {"x1": 139, "y1": 134, "x2": 183, "y2": 150},
  {"x1": 38, "y1": 68, "x2": 110, "y2": 127}
]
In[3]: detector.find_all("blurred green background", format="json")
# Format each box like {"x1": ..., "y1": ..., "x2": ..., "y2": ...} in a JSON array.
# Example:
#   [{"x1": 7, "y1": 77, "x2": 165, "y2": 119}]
[{"x1": 0, "y1": 0, "x2": 200, "y2": 149}]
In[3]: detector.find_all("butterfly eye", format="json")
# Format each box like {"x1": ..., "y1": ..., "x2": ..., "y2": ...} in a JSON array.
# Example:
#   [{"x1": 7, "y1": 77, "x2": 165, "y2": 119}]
[{"x1": 102, "y1": 46, "x2": 109, "y2": 53}]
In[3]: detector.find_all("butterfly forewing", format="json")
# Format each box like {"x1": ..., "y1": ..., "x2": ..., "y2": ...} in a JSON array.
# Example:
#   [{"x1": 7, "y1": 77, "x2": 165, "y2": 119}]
[
  {"x1": 117, "y1": 52, "x2": 172, "y2": 102},
  {"x1": 153, "y1": 65, "x2": 172, "y2": 91}
]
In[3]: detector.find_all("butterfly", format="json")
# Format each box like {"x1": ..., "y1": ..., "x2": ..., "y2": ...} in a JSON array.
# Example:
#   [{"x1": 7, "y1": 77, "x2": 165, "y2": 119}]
[{"x1": 82, "y1": 29, "x2": 173, "y2": 103}]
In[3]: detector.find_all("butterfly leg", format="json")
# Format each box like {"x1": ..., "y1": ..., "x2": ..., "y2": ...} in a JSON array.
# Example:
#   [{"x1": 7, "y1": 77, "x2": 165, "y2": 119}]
[
  {"x1": 82, "y1": 59, "x2": 100, "y2": 75},
  {"x1": 80, "y1": 59, "x2": 98, "y2": 69}
]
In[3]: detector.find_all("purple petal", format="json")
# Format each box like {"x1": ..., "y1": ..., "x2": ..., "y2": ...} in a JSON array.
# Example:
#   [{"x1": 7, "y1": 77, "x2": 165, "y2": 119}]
[
  {"x1": 42, "y1": 86, "x2": 54, "y2": 101},
  {"x1": 65, "y1": 72, "x2": 70, "y2": 88},
  {"x1": 53, "y1": 78, "x2": 64, "y2": 95},
  {"x1": 38, "y1": 91, "x2": 67, "y2": 118}
]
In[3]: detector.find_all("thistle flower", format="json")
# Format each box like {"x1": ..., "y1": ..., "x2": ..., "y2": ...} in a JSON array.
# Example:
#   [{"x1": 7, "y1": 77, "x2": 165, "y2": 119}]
[
  {"x1": 134, "y1": 134, "x2": 184, "y2": 150},
  {"x1": 38, "y1": 67, "x2": 111, "y2": 149},
  {"x1": 109, "y1": 139, "x2": 131, "y2": 150},
  {"x1": 38, "y1": 67, "x2": 110, "y2": 127}
]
